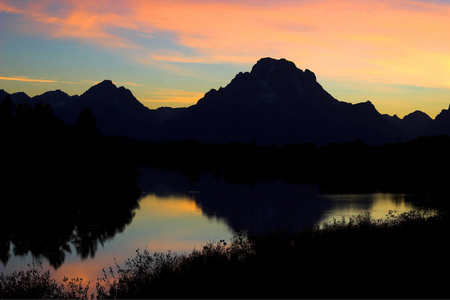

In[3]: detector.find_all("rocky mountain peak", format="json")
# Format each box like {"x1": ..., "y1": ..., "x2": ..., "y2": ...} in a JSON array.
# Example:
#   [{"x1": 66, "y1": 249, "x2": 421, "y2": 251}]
[
  {"x1": 250, "y1": 57, "x2": 317, "y2": 84},
  {"x1": 251, "y1": 58, "x2": 298, "y2": 79},
  {"x1": 97, "y1": 79, "x2": 114, "y2": 87},
  {"x1": 88, "y1": 79, "x2": 116, "y2": 92}
]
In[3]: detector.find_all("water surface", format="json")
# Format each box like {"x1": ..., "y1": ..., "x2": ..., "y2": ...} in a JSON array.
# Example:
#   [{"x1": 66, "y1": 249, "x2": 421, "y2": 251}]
[{"x1": 1, "y1": 167, "x2": 426, "y2": 286}]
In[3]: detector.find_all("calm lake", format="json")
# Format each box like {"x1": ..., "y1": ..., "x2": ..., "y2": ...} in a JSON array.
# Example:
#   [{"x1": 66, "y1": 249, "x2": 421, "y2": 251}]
[{"x1": 1, "y1": 166, "x2": 426, "y2": 285}]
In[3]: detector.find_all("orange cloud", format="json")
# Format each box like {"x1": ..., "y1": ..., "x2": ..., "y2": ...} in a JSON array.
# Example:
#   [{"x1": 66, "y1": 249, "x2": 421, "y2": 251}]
[
  {"x1": 116, "y1": 81, "x2": 143, "y2": 87},
  {"x1": 0, "y1": 76, "x2": 58, "y2": 83},
  {"x1": 3, "y1": 0, "x2": 137, "y2": 49},
  {"x1": 0, "y1": 2, "x2": 23, "y2": 14},
  {"x1": 0, "y1": 76, "x2": 82, "y2": 85}
]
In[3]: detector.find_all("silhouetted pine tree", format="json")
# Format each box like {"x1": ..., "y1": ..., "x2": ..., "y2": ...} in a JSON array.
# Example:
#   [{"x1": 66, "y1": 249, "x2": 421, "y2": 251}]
[
  {"x1": 74, "y1": 107, "x2": 98, "y2": 135},
  {"x1": 0, "y1": 94, "x2": 14, "y2": 126}
]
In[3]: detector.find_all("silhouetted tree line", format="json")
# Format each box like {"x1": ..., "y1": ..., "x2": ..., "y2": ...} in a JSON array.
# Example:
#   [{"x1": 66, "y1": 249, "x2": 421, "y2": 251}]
[
  {"x1": 0, "y1": 96, "x2": 142, "y2": 268},
  {"x1": 142, "y1": 137, "x2": 450, "y2": 206}
]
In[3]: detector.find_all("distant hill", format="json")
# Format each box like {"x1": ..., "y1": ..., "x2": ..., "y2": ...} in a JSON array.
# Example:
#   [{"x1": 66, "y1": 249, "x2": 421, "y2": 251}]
[{"x1": 1, "y1": 57, "x2": 449, "y2": 145}]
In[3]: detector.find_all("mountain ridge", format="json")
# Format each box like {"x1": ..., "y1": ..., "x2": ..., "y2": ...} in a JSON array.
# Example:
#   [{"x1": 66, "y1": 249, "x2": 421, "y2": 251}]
[{"x1": 1, "y1": 58, "x2": 448, "y2": 145}]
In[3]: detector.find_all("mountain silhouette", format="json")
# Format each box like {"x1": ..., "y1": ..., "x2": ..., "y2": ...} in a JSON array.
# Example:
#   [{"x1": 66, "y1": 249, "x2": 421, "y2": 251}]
[
  {"x1": 2, "y1": 81, "x2": 158, "y2": 140},
  {"x1": 74, "y1": 80, "x2": 158, "y2": 139},
  {"x1": 33, "y1": 89, "x2": 77, "y2": 108},
  {"x1": 1, "y1": 57, "x2": 450, "y2": 145},
  {"x1": 159, "y1": 58, "x2": 404, "y2": 145},
  {"x1": 32, "y1": 90, "x2": 80, "y2": 127},
  {"x1": 423, "y1": 104, "x2": 450, "y2": 137},
  {"x1": 384, "y1": 110, "x2": 433, "y2": 140},
  {"x1": 0, "y1": 90, "x2": 33, "y2": 106}
]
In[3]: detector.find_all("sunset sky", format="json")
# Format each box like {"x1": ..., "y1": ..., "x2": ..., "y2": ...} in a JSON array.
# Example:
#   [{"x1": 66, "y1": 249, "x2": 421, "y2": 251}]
[{"x1": 1, "y1": 0, "x2": 449, "y2": 117}]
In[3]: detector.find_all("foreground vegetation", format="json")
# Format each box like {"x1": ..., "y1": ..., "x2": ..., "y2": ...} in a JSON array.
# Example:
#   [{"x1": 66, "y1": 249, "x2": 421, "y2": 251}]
[{"x1": 1, "y1": 210, "x2": 448, "y2": 298}]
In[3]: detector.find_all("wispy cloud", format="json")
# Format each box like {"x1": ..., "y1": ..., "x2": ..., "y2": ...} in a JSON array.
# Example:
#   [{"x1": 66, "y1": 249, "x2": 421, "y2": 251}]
[
  {"x1": 116, "y1": 81, "x2": 144, "y2": 87},
  {"x1": 0, "y1": 2, "x2": 23, "y2": 14},
  {"x1": 82, "y1": 80, "x2": 100, "y2": 85},
  {"x1": 0, "y1": 76, "x2": 58, "y2": 83},
  {"x1": 2, "y1": 0, "x2": 138, "y2": 49},
  {"x1": 0, "y1": 76, "x2": 82, "y2": 85}
]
